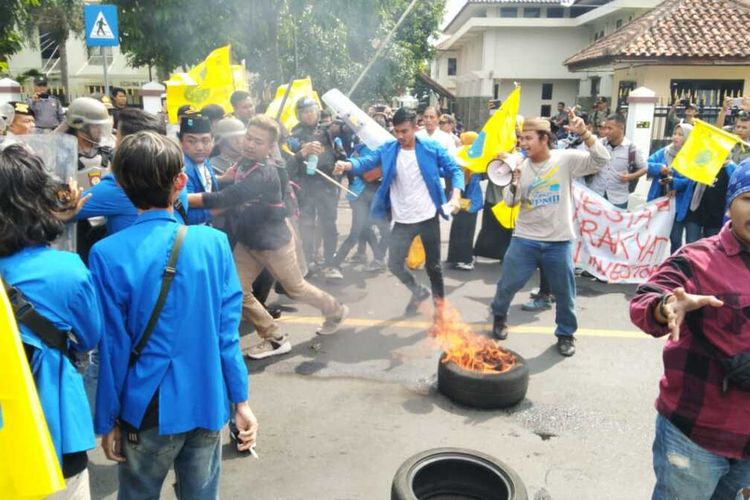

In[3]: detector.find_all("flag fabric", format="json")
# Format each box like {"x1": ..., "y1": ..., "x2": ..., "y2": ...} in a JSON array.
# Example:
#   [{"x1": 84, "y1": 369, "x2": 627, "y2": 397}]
[
  {"x1": 456, "y1": 86, "x2": 521, "y2": 173},
  {"x1": 165, "y1": 45, "x2": 248, "y2": 124},
  {"x1": 671, "y1": 119, "x2": 741, "y2": 185},
  {"x1": 0, "y1": 287, "x2": 65, "y2": 499},
  {"x1": 491, "y1": 200, "x2": 520, "y2": 229},
  {"x1": 264, "y1": 78, "x2": 322, "y2": 132}
]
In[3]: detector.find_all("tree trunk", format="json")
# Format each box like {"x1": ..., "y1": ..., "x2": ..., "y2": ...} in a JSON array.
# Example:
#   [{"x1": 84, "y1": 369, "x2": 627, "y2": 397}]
[{"x1": 58, "y1": 33, "x2": 70, "y2": 104}]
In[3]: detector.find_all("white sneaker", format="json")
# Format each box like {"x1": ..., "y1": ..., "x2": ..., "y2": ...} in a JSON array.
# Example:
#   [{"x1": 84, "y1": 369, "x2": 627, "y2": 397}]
[
  {"x1": 245, "y1": 336, "x2": 292, "y2": 359},
  {"x1": 455, "y1": 262, "x2": 474, "y2": 271},
  {"x1": 317, "y1": 305, "x2": 349, "y2": 335},
  {"x1": 324, "y1": 267, "x2": 344, "y2": 280}
]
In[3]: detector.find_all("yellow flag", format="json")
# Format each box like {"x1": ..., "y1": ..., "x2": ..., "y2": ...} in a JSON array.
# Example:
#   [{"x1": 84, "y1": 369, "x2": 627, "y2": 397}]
[
  {"x1": 264, "y1": 77, "x2": 322, "y2": 132},
  {"x1": 491, "y1": 201, "x2": 520, "y2": 229},
  {"x1": 165, "y1": 45, "x2": 248, "y2": 124},
  {"x1": 456, "y1": 86, "x2": 521, "y2": 173},
  {"x1": 0, "y1": 287, "x2": 65, "y2": 499},
  {"x1": 672, "y1": 119, "x2": 740, "y2": 185}
]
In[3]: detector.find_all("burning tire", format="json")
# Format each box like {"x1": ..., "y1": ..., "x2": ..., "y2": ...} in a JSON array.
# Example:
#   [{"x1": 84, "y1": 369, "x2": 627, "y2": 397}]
[
  {"x1": 391, "y1": 447, "x2": 527, "y2": 500},
  {"x1": 437, "y1": 350, "x2": 529, "y2": 409}
]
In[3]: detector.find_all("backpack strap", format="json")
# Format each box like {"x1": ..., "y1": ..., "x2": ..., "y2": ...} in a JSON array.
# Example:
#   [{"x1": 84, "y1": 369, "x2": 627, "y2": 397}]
[
  {"x1": 173, "y1": 198, "x2": 188, "y2": 223},
  {"x1": 129, "y1": 225, "x2": 187, "y2": 367},
  {"x1": 2, "y1": 276, "x2": 74, "y2": 354}
]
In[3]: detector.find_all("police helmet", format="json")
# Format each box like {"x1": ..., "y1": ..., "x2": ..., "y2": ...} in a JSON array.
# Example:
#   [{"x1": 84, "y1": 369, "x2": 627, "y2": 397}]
[
  {"x1": 295, "y1": 96, "x2": 319, "y2": 120},
  {"x1": 214, "y1": 117, "x2": 246, "y2": 144},
  {"x1": 65, "y1": 97, "x2": 112, "y2": 129}
]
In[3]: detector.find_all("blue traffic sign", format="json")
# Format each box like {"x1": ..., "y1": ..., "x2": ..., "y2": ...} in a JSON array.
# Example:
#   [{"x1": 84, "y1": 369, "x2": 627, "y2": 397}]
[{"x1": 84, "y1": 4, "x2": 119, "y2": 47}]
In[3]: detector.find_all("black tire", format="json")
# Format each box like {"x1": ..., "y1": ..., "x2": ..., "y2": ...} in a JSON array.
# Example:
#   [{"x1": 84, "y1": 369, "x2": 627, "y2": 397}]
[
  {"x1": 391, "y1": 447, "x2": 528, "y2": 500},
  {"x1": 437, "y1": 350, "x2": 529, "y2": 409}
]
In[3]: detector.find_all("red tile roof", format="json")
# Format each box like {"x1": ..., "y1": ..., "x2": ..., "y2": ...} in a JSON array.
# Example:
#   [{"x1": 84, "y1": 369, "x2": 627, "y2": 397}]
[{"x1": 565, "y1": 0, "x2": 750, "y2": 70}]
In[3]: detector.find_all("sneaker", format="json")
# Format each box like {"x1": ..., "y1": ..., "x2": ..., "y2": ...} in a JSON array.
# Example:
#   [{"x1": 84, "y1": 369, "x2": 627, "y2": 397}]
[
  {"x1": 522, "y1": 297, "x2": 553, "y2": 312},
  {"x1": 455, "y1": 262, "x2": 474, "y2": 271},
  {"x1": 529, "y1": 288, "x2": 556, "y2": 302},
  {"x1": 557, "y1": 336, "x2": 576, "y2": 357},
  {"x1": 405, "y1": 286, "x2": 431, "y2": 316},
  {"x1": 492, "y1": 316, "x2": 508, "y2": 341},
  {"x1": 317, "y1": 304, "x2": 349, "y2": 335},
  {"x1": 246, "y1": 336, "x2": 292, "y2": 360},
  {"x1": 349, "y1": 253, "x2": 367, "y2": 264},
  {"x1": 323, "y1": 267, "x2": 343, "y2": 280},
  {"x1": 365, "y1": 259, "x2": 386, "y2": 273}
]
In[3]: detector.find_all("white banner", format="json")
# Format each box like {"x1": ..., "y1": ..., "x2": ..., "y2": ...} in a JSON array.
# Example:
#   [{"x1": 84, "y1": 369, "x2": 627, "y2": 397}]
[{"x1": 572, "y1": 185, "x2": 675, "y2": 284}]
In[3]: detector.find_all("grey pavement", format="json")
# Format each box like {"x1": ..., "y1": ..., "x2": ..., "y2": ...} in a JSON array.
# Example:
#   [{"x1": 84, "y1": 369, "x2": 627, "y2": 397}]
[{"x1": 89, "y1": 214, "x2": 664, "y2": 500}]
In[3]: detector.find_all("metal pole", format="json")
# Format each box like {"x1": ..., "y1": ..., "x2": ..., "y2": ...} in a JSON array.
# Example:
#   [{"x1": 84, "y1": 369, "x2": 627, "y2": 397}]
[
  {"x1": 347, "y1": 0, "x2": 420, "y2": 98},
  {"x1": 102, "y1": 46, "x2": 110, "y2": 97}
]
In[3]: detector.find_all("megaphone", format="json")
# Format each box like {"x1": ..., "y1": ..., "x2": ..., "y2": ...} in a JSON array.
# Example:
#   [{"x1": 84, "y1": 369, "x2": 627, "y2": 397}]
[{"x1": 487, "y1": 153, "x2": 523, "y2": 187}]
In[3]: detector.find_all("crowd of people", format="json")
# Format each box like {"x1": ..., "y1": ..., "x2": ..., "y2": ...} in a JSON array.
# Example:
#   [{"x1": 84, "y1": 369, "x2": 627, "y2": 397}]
[{"x1": 2, "y1": 81, "x2": 750, "y2": 499}]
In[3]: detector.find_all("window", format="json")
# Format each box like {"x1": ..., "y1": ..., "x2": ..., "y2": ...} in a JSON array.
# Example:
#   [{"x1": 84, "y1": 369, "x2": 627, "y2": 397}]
[
  {"x1": 541, "y1": 83, "x2": 553, "y2": 100},
  {"x1": 547, "y1": 7, "x2": 564, "y2": 18},
  {"x1": 447, "y1": 58, "x2": 457, "y2": 76},
  {"x1": 523, "y1": 7, "x2": 541, "y2": 18},
  {"x1": 38, "y1": 26, "x2": 57, "y2": 60},
  {"x1": 541, "y1": 104, "x2": 552, "y2": 117},
  {"x1": 670, "y1": 79, "x2": 744, "y2": 107},
  {"x1": 616, "y1": 19, "x2": 623, "y2": 28},
  {"x1": 590, "y1": 76, "x2": 601, "y2": 97},
  {"x1": 599, "y1": 30, "x2": 605, "y2": 39},
  {"x1": 500, "y1": 7, "x2": 517, "y2": 18},
  {"x1": 493, "y1": 83, "x2": 499, "y2": 100}
]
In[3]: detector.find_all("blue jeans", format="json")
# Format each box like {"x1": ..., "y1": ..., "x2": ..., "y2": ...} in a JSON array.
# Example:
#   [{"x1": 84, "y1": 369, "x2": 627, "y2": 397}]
[
  {"x1": 491, "y1": 237, "x2": 577, "y2": 336},
  {"x1": 118, "y1": 427, "x2": 222, "y2": 500},
  {"x1": 653, "y1": 414, "x2": 750, "y2": 500},
  {"x1": 670, "y1": 219, "x2": 701, "y2": 254}
]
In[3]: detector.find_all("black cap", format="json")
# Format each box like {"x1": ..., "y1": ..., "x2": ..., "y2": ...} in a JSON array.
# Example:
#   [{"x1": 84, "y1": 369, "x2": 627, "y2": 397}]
[
  {"x1": 33, "y1": 75, "x2": 48, "y2": 86},
  {"x1": 686, "y1": 102, "x2": 699, "y2": 110},
  {"x1": 179, "y1": 113, "x2": 212, "y2": 135},
  {"x1": 8, "y1": 101, "x2": 35, "y2": 117}
]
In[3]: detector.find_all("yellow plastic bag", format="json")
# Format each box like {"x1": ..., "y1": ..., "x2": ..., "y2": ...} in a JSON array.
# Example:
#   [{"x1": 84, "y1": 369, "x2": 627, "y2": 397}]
[{"x1": 406, "y1": 235, "x2": 425, "y2": 270}]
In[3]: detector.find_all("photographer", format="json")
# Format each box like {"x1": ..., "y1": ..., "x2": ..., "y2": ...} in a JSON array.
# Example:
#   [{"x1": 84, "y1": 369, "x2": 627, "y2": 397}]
[
  {"x1": 716, "y1": 95, "x2": 750, "y2": 131},
  {"x1": 27, "y1": 75, "x2": 64, "y2": 132},
  {"x1": 729, "y1": 112, "x2": 750, "y2": 165},
  {"x1": 667, "y1": 99, "x2": 698, "y2": 128}
]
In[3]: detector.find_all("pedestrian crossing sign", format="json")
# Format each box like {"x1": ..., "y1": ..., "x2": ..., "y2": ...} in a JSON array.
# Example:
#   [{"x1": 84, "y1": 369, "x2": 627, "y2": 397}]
[{"x1": 84, "y1": 4, "x2": 119, "y2": 47}]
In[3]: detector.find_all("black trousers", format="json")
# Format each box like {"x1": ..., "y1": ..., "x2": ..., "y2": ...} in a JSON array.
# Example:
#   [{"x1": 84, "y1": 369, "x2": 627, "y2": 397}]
[
  {"x1": 447, "y1": 210, "x2": 478, "y2": 264},
  {"x1": 388, "y1": 216, "x2": 444, "y2": 299},
  {"x1": 300, "y1": 185, "x2": 338, "y2": 266}
]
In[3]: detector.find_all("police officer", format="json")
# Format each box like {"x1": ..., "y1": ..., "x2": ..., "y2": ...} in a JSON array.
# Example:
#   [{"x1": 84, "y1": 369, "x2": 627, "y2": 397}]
[
  {"x1": 27, "y1": 75, "x2": 64, "y2": 132},
  {"x1": 4, "y1": 102, "x2": 36, "y2": 136},
  {"x1": 288, "y1": 96, "x2": 344, "y2": 279}
]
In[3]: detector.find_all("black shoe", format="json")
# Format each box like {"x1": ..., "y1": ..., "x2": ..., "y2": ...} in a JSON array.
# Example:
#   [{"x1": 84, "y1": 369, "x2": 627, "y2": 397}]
[
  {"x1": 266, "y1": 304, "x2": 282, "y2": 319},
  {"x1": 557, "y1": 336, "x2": 576, "y2": 357},
  {"x1": 492, "y1": 316, "x2": 508, "y2": 340},
  {"x1": 405, "y1": 286, "x2": 430, "y2": 316}
]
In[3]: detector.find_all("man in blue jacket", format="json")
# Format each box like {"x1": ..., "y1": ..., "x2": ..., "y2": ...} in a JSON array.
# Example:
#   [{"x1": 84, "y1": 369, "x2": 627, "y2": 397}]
[
  {"x1": 180, "y1": 113, "x2": 218, "y2": 225},
  {"x1": 334, "y1": 107, "x2": 463, "y2": 315},
  {"x1": 90, "y1": 131, "x2": 257, "y2": 499}
]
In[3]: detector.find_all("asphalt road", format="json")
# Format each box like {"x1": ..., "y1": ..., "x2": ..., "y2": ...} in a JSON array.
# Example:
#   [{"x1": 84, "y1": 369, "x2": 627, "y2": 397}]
[{"x1": 88, "y1": 214, "x2": 665, "y2": 500}]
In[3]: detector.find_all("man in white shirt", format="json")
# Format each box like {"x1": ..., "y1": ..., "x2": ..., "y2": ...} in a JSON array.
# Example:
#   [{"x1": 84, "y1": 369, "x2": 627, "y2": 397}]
[
  {"x1": 417, "y1": 106, "x2": 458, "y2": 155},
  {"x1": 491, "y1": 115, "x2": 610, "y2": 356},
  {"x1": 590, "y1": 113, "x2": 647, "y2": 209}
]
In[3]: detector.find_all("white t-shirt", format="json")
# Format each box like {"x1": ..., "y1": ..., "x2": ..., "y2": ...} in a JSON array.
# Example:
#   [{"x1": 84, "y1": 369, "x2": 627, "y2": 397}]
[
  {"x1": 416, "y1": 128, "x2": 457, "y2": 155},
  {"x1": 390, "y1": 149, "x2": 436, "y2": 224}
]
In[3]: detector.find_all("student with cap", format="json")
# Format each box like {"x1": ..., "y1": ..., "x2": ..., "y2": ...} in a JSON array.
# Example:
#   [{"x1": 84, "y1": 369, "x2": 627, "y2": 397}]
[
  {"x1": 630, "y1": 159, "x2": 750, "y2": 499},
  {"x1": 27, "y1": 75, "x2": 64, "y2": 132},
  {"x1": 180, "y1": 113, "x2": 217, "y2": 225},
  {"x1": 489, "y1": 114, "x2": 610, "y2": 356},
  {"x1": 5, "y1": 101, "x2": 36, "y2": 136}
]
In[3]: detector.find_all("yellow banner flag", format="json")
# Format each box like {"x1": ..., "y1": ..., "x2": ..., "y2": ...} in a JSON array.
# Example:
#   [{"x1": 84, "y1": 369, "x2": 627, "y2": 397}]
[
  {"x1": 165, "y1": 45, "x2": 248, "y2": 124},
  {"x1": 0, "y1": 287, "x2": 65, "y2": 499},
  {"x1": 456, "y1": 86, "x2": 521, "y2": 173},
  {"x1": 672, "y1": 119, "x2": 740, "y2": 185},
  {"x1": 491, "y1": 200, "x2": 520, "y2": 229},
  {"x1": 264, "y1": 77, "x2": 322, "y2": 132}
]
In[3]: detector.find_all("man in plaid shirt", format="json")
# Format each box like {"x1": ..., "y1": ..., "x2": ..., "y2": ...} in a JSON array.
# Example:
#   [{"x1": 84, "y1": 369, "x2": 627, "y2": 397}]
[{"x1": 630, "y1": 159, "x2": 750, "y2": 499}]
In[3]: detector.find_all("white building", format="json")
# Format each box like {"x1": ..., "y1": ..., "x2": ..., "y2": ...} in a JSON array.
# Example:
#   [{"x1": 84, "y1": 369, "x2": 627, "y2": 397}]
[
  {"x1": 7, "y1": 26, "x2": 150, "y2": 103},
  {"x1": 432, "y1": 0, "x2": 660, "y2": 129}
]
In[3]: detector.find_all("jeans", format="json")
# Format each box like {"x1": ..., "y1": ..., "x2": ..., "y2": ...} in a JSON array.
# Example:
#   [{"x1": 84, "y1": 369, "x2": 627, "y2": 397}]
[
  {"x1": 333, "y1": 197, "x2": 380, "y2": 267},
  {"x1": 119, "y1": 427, "x2": 221, "y2": 500},
  {"x1": 491, "y1": 237, "x2": 577, "y2": 336},
  {"x1": 670, "y1": 219, "x2": 701, "y2": 254},
  {"x1": 388, "y1": 216, "x2": 444, "y2": 300},
  {"x1": 300, "y1": 185, "x2": 338, "y2": 266},
  {"x1": 685, "y1": 221, "x2": 721, "y2": 242},
  {"x1": 652, "y1": 414, "x2": 750, "y2": 500}
]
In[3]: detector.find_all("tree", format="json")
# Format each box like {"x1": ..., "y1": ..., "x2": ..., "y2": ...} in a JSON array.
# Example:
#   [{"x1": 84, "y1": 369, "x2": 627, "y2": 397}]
[{"x1": 0, "y1": 0, "x2": 37, "y2": 74}]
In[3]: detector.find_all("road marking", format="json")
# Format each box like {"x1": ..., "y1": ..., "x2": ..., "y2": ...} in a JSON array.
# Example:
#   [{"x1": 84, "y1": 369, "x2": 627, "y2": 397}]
[{"x1": 278, "y1": 316, "x2": 645, "y2": 339}]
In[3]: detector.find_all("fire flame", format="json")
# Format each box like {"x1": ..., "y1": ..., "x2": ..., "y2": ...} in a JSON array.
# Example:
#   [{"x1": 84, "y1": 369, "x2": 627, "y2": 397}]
[{"x1": 429, "y1": 300, "x2": 516, "y2": 374}]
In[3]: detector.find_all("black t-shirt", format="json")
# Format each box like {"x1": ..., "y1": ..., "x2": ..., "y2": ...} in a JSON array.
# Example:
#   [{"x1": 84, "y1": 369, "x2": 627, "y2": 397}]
[{"x1": 686, "y1": 167, "x2": 730, "y2": 228}]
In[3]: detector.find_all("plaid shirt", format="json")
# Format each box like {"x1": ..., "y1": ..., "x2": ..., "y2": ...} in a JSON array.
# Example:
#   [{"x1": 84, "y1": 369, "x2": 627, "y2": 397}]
[{"x1": 630, "y1": 222, "x2": 750, "y2": 459}]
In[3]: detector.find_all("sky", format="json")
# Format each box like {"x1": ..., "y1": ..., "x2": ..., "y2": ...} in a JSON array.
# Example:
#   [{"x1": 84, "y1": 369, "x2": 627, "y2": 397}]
[{"x1": 442, "y1": 0, "x2": 467, "y2": 29}]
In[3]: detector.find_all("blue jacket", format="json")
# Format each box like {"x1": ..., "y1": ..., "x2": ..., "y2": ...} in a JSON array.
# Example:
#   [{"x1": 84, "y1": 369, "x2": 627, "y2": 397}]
[
  {"x1": 0, "y1": 246, "x2": 102, "y2": 462},
  {"x1": 464, "y1": 173, "x2": 483, "y2": 213},
  {"x1": 647, "y1": 146, "x2": 696, "y2": 222},
  {"x1": 350, "y1": 137, "x2": 464, "y2": 220},
  {"x1": 90, "y1": 211, "x2": 248, "y2": 435},
  {"x1": 75, "y1": 174, "x2": 189, "y2": 233},
  {"x1": 184, "y1": 155, "x2": 219, "y2": 225}
]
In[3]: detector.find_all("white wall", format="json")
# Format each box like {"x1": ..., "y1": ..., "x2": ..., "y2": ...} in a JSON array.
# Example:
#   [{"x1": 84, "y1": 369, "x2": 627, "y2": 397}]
[{"x1": 495, "y1": 79, "x2": 579, "y2": 118}]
